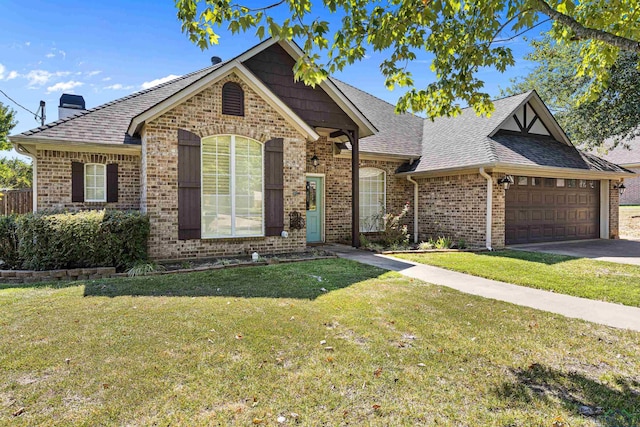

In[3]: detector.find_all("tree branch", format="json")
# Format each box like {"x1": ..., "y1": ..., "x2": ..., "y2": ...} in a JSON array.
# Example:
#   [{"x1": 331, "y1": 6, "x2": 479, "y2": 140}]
[{"x1": 533, "y1": 0, "x2": 640, "y2": 52}]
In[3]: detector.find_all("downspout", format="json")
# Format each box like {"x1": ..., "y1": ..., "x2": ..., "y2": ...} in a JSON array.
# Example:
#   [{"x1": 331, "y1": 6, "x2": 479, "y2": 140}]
[
  {"x1": 406, "y1": 175, "x2": 419, "y2": 244},
  {"x1": 14, "y1": 144, "x2": 37, "y2": 212},
  {"x1": 478, "y1": 168, "x2": 493, "y2": 251}
]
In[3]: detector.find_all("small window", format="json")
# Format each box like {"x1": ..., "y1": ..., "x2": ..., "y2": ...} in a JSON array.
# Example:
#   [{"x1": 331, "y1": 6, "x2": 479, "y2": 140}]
[
  {"x1": 85, "y1": 164, "x2": 106, "y2": 202},
  {"x1": 567, "y1": 179, "x2": 576, "y2": 188},
  {"x1": 517, "y1": 176, "x2": 527, "y2": 186},
  {"x1": 359, "y1": 167, "x2": 386, "y2": 232},
  {"x1": 531, "y1": 177, "x2": 540, "y2": 186},
  {"x1": 545, "y1": 178, "x2": 555, "y2": 187},
  {"x1": 579, "y1": 179, "x2": 587, "y2": 188},
  {"x1": 222, "y1": 82, "x2": 244, "y2": 116},
  {"x1": 556, "y1": 179, "x2": 565, "y2": 187}
]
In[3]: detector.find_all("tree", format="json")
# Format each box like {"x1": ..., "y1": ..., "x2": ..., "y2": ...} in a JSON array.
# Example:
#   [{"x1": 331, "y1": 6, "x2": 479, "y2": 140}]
[
  {"x1": 505, "y1": 35, "x2": 640, "y2": 149},
  {"x1": 0, "y1": 102, "x2": 17, "y2": 151},
  {"x1": 0, "y1": 158, "x2": 32, "y2": 189},
  {"x1": 175, "y1": 0, "x2": 640, "y2": 119}
]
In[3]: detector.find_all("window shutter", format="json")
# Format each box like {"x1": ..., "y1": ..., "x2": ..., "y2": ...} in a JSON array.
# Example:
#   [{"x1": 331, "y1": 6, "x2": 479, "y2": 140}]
[
  {"x1": 106, "y1": 163, "x2": 118, "y2": 203},
  {"x1": 71, "y1": 161, "x2": 84, "y2": 202},
  {"x1": 264, "y1": 138, "x2": 284, "y2": 236},
  {"x1": 222, "y1": 82, "x2": 244, "y2": 116},
  {"x1": 178, "y1": 129, "x2": 201, "y2": 240}
]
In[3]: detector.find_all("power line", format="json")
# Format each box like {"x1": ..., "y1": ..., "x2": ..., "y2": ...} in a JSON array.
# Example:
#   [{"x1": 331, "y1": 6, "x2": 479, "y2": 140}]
[{"x1": 0, "y1": 89, "x2": 43, "y2": 124}]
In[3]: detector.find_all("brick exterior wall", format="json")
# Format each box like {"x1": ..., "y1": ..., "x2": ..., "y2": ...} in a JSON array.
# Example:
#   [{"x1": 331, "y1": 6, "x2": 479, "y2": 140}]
[
  {"x1": 620, "y1": 168, "x2": 640, "y2": 205},
  {"x1": 609, "y1": 180, "x2": 620, "y2": 239},
  {"x1": 36, "y1": 150, "x2": 140, "y2": 211},
  {"x1": 305, "y1": 136, "x2": 413, "y2": 243},
  {"x1": 414, "y1": 173, "x2": 504, "y2": 249},
  {"x1": 142, "y1": 73, "x2": 307, "y2": 260}
]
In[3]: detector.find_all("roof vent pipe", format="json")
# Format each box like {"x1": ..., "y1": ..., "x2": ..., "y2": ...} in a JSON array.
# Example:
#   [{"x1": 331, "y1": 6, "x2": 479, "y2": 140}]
[{"x1": 211, "y1": 56, "x2": 222, "y2": 65}]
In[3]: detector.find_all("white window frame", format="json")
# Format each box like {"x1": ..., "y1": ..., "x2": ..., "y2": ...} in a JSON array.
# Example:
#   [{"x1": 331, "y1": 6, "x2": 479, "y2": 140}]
[
  {"x1": 359, "y1": 167, "x2": 386, "y2": 233},
  {"x1": 201, "y1": 134, "x2": 264, "y2": 239},
  {"x1": 84, "y1": 163, "x2": 106, "y2": 202}
]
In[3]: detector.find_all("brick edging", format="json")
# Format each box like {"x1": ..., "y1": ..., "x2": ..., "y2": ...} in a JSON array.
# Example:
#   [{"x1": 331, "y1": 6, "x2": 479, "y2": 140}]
[{"x1": 0, "y1": 267, "x2": 117, "y2": 284}]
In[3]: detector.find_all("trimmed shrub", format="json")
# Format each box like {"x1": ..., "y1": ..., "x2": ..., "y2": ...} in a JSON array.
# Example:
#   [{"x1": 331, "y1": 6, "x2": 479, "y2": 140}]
[
  {"x1": 0, "y1": 215, "x2": 20, "y2": 269},
  {"x1": 16, "y1": 210, "x2": 149, "y2": 271}
]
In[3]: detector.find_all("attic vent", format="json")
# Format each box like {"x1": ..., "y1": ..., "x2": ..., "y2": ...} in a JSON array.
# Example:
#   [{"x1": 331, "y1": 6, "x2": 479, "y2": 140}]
[{"x1": 222, "y1": 82, "x2": 244, "y2": 117}]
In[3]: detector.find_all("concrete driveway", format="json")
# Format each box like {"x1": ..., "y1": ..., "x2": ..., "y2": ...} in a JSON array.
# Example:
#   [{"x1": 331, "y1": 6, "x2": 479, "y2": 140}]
[{"x1": 510, "y1": 239, "x2": 640, "y2": 266}]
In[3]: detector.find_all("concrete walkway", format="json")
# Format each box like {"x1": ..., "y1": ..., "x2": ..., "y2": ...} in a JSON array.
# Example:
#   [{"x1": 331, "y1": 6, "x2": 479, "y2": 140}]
[
  {"x1": 510, "y1": 238, "x2": 640, "y2": 266},
  {"x1": 326, "y1": 245, "x2": 640, "y2": 332}
]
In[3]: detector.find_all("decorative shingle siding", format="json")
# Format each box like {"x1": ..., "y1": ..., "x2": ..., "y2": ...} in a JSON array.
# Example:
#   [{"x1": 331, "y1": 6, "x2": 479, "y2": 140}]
[
  {"x1": 305, "y1": 136, "x2": 413, "y2": 243},
  {"x1": 36, "y1": 150, "x2": 140, "y2": 211},
  {"x1": 620, "y1": 168, "x2": 640, "y2": 205},
  {"x1": 142, "y1": 73, "x2": 307, "y2": 260}
]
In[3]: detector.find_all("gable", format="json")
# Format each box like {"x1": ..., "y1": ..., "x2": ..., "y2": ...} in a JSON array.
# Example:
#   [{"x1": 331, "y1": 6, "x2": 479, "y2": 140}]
[
  {"x1": 499, "y1": 101, "x2": 551, "y2": 136},
  {"x1": 243, "y1": 43, "x2": 358, "y2": 131}
]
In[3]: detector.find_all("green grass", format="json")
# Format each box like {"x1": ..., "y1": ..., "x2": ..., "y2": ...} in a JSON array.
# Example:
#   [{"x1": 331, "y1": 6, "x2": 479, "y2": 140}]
[
  {"x1": 394, "y1": 251, "x2": 640, "y2": 307},
  {"x1": 1, "y1": 259, "x2": 639, "y2": 426}
]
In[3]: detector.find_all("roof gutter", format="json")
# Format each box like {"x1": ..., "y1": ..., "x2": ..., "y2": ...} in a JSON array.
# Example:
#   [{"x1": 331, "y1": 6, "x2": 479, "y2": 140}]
[
  {"x1": 478, "y1": 167, "x2": 493, "y2": 251},
  {"x1": 406, "y1": 175, "x2": 419, "y2": 244}
]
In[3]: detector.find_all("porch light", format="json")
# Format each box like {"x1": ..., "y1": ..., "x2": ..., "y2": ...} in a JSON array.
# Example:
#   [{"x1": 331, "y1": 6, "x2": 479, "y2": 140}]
[
  {"x1": 614, "y1": 182, "x2": 626, "y2": 195},
  {"x1": 311, "y1": 154, "x2": 319, "y2": 167},
  {"x1": 497, "y1": 175, "x2": 514, "y2": 190}
]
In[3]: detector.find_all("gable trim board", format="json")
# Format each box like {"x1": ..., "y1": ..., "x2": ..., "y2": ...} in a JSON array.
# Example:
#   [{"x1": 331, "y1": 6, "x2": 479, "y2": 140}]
[
  {"x1": 128, "y1": 61, "x2": 320, "y2": 141},
  {"x1": 491, "y1": 91, "x2": 571, "y2": 146}
]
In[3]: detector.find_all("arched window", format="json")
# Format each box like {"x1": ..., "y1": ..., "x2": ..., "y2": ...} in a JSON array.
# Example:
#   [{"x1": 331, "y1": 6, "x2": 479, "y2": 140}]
[
  {"x1": 201, "y1": 135, "x2": 263, "y2": 238},
  {"x1": 222, "y1": 82, "x2": 244, "y2": 116},
  {"x1": 359, "y1": 167, "x2": 386, "y2": 232}
]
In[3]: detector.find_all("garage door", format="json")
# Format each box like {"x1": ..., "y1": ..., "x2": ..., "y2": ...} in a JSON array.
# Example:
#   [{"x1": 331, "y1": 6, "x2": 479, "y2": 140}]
[{"x1": 505, "y1": 177, "x2": 600, "y2": 245}]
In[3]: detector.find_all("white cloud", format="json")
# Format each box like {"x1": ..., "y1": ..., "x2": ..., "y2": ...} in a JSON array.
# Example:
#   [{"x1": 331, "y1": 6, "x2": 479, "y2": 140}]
[
  {"x1": 59, "y1": 50, "x2": 66, "y2": 60},
  {"x1": 45, "y1": 53, "x2": 56, "y2": 58},
  {"x1": 104, "y1": 83, "x2": 133, "y2": 90},
  {"x1": 102, "y1": 77, "x2": 112, "y2": 82},
  {"x1": 86, "y1": 70, "x2": 101, "y2": 77},
  {"x1": 0, "y1": 64, "x2": 19, "y2": 81},
  {"x1": 141, "y1": 74, "x2": 180, "y2": 89},
  {"x1": 25, "y1": 41, "x2": 30, "y2": 47},
  {"x1": 25, "y1": 70, "x2": 71, "y2": 86},
  {"x1": 46, "y1": 80, "x2": 84, "y2": 93}
]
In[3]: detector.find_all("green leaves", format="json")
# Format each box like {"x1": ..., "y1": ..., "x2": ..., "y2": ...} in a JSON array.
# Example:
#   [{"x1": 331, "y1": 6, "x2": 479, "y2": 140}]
[
  {"x1": 175, "y1": 0, "x2": 640, "y2": 119},
  {"x1": 0, "y1": 102, "x2": 17, "y2": 151}
]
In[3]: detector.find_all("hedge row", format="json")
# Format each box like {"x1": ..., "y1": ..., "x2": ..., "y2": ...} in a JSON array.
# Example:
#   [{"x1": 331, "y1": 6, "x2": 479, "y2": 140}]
[{"x1": 0, "y1": 210, "x2": 149, "y2": 271}]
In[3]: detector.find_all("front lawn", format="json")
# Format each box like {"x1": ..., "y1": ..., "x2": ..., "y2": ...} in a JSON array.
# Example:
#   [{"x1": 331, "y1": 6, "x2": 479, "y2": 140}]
[
  {"x1": 394, "y1": 251, "x2": 640, "y2": 307},
  {"x1": 1, "y1": 259, "x2": 639, "y2": 426},
  {"x1": 620, "y1": 205, "x2": 640, "y2": 239}
]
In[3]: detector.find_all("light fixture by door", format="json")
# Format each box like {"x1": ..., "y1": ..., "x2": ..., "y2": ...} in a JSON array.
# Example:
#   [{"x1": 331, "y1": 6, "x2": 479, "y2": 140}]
[
  {"x1": 613, "y1": 182, "x2": 626, "y2": 195},
  {"x1": 497, "y1": 175, "x2": 514, "y2": 190},
  {"x1": 311, "y1": 154, "x2": 319, "y2": 167}
]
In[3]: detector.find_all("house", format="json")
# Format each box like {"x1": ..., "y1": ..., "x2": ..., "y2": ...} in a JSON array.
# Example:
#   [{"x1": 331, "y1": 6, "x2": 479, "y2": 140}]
[
  {"x1": 595, "y1": 136, "x2": 640, "y2": 205},
  {"x1": 8, "y1": 39, "x2": 634, "y2": 260}
]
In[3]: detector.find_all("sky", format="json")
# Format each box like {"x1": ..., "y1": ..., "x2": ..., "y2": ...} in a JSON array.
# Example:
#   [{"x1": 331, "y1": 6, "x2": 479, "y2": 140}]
[{"x1": 0, "y1": 0, "x2": 542, "y2": 161}]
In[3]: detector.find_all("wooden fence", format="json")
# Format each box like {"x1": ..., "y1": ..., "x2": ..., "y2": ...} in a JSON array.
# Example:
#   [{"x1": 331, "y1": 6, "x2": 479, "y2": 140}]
[{"x1": 0, "y1": 189, "x2": 33, "y2": 215}]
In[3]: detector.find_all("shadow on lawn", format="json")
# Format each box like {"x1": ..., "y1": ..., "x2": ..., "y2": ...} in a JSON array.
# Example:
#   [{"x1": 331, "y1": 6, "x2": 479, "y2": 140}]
[
  {"x1": 83, "y1": 259, "x2": 385, "y2": 299},
  {"x1": 494, "y1": 363, "x2": 640, "y2": 426},
  {"x1": 476, "y1": 250, "x2": 576, "y2": 265}
]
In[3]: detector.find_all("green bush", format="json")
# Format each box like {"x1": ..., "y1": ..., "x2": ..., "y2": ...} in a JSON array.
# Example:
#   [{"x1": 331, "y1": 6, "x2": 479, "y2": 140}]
[
  {"x1": 16, "y1": 210, "x2": 149, "y2": 271},
  {"x1": 0, "y1": 214, "x2": 20, "y2": 269}
]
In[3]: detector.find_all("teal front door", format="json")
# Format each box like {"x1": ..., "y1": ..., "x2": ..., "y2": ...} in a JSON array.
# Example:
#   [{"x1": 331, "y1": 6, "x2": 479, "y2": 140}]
[{"x1": 306, "y1": 176, "x2": 323, "y2": 243}]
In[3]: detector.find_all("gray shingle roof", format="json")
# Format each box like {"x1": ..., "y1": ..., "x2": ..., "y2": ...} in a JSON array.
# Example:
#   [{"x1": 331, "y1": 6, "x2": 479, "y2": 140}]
[
  {"x1": 331, "y1": 79, "x2": 423, "y2": 157},
  {"x1": 492, "y1": 131, "x2": 632, "y2": 173},
  {"x1": 14, "y1": 63, "x2": 225, "y2": 145},
  {"x1": 404, "y1": 92, "x2": 532, "y2": 172},
  {"x1": 594, "y1": 134, "x2": 640, "y2": 165}
]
